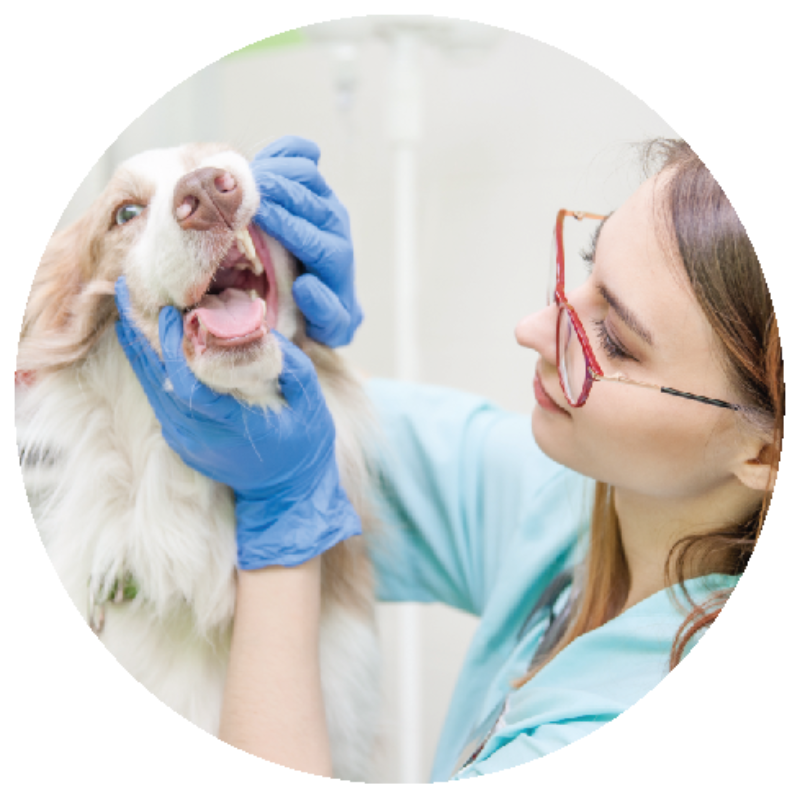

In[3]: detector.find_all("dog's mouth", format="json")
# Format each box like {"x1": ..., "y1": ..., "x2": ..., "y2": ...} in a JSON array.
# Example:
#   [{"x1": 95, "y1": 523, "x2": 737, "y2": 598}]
[{"x1": 183, "y1": 223, "x2": 278, "y2": 355}]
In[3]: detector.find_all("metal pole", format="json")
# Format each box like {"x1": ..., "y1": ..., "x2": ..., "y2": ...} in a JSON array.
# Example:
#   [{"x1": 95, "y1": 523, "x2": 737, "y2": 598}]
[{"x1": 388, "y1": 28, "x2": 422, "y2": 783}]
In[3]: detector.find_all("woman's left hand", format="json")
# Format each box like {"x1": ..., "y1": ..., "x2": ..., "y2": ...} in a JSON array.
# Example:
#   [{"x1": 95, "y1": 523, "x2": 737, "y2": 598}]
[
  {"x1": 114, "y1": 276, "x2": 361, "y2": 570},
  {"x1": 250, "y1": 136, "x2": 364, "y2": 348}
]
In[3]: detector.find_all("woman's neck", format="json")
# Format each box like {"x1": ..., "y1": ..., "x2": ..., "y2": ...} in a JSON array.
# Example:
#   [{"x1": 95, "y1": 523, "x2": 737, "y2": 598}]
[{"x1": 614, "y1": 479, "x2": 760, "y2": 613}]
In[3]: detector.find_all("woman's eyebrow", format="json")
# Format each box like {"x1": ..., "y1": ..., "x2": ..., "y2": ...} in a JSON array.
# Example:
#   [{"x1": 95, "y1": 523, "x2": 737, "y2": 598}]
[
  {"x1": 586, "y1": 211, "x2": 654, "y2": 346},
  {"x1": 598, "y1": 283, "x2": 654, "y2": 346}
]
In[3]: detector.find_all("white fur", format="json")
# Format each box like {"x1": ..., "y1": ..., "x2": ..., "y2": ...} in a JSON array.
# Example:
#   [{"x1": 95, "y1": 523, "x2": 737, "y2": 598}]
[{"x1": 17, "y1": 144, "x2": 381, "y2": 781}]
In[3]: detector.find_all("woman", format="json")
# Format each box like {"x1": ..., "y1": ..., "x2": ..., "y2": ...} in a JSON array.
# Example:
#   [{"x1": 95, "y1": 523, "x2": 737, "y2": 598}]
[{"x1": 115, "y1": 137, "x2": 783, "y2": 780}]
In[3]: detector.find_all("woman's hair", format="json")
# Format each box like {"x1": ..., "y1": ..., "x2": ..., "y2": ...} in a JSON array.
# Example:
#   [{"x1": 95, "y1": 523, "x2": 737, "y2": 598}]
[{"x1": 515, "y1": 139, "x2": 784, "y2": 687}]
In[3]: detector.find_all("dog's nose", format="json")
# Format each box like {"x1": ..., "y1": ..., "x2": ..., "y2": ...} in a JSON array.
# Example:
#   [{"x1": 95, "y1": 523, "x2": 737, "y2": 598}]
[{"x1": 173, "y1": 167, "x2": 243, "y2": 231}]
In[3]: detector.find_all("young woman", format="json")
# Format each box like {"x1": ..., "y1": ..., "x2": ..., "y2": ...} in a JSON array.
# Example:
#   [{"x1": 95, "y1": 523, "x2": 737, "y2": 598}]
[{"x1": 115, "y1": 137, "x2": 783, "y2": 780}]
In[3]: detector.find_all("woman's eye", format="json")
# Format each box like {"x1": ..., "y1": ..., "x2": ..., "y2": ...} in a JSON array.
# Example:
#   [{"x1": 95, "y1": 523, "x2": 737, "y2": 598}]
[
  {"x1": 593, "y1": 319, "x2": 635, "y2": 362},
  {"x1": 115, "y1": 204, "x2": 145, "y2": 226}
]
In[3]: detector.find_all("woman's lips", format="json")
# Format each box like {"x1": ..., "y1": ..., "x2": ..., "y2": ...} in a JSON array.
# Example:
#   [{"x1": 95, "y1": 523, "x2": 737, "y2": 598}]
[{"x1": 534, "y1": 370, "x2": 570, "y2": 415}]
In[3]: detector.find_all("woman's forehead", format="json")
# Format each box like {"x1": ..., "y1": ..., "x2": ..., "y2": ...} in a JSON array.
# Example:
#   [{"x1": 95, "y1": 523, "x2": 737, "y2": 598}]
[{"x1": 601, "y1": 176, "x2": 670, "y2": 265}]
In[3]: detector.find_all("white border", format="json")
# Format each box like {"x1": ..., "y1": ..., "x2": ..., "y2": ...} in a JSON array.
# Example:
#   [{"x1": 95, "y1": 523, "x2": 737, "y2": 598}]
[{"x1": 3, "y1": 0, "x2": 796, "y2": 795}]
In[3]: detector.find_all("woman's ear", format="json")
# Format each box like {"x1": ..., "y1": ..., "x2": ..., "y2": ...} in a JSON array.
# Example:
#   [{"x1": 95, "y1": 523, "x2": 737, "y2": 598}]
[{"x1": 734, "y1": 440, "x2": 778, "y2": 493}]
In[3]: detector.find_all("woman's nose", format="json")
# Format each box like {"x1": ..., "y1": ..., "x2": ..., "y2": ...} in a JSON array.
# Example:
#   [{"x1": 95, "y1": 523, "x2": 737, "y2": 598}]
[{"x1": 515, "y1": 302, "x2": 559, "y2": 363}]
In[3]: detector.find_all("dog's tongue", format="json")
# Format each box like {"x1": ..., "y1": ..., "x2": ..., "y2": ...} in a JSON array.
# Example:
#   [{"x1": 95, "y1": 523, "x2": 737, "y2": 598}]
[{"x1": 186, "y1": 288, "x2": 265, "y2": 341}]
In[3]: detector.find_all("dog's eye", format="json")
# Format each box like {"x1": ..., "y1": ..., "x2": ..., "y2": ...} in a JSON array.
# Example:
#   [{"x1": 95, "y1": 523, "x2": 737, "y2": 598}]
[{"x1": 115, "y1": 204, "x2": 145, "y2": 226}]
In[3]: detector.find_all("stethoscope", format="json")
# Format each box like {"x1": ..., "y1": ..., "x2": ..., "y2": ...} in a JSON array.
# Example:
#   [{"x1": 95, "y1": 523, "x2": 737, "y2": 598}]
[{"x1": 450, "y1": 567, "x2": 576, "y2": 777}]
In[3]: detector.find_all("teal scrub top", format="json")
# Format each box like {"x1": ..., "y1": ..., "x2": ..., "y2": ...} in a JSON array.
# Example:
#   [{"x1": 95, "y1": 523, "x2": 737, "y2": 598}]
[{"x1": 366, "y1": 378, "x2": 739, "y2": 782}]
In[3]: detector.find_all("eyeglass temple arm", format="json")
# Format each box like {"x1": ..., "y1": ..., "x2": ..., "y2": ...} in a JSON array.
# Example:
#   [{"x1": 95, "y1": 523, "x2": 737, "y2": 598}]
[
  {"x1": 659, "y1": 387, "x2": 741, "y2": 410},
  {"x1": 591, "y1": 371, "x2": 741, "y2": 411},
  {"x1": 565, "y1": 211, "x2": 608, "y2": 222}
]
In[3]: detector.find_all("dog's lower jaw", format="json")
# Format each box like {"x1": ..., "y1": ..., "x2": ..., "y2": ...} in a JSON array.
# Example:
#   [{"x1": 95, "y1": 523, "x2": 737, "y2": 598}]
[{"x1": 184, "y1": 334, "x2": 286, "y2": 409}]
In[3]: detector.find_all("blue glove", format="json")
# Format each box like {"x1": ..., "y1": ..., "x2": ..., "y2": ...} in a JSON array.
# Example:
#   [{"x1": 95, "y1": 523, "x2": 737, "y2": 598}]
[
  {"x1": 250, "y1": 136, "x2": 364, "y2": 347},
  {"x1": 113, "y1": 277, "x2": 361, "y2": 569}
]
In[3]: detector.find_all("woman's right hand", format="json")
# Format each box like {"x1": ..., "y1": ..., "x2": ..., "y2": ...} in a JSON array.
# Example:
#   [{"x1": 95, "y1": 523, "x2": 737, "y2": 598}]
[{"x1": 114, "y1": 277, "x2": 361, "y2": 570}]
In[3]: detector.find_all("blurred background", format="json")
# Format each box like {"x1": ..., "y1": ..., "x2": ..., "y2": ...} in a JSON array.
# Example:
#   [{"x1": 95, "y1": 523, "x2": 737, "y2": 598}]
[{"x1": 54, "y1": 16, "x2": 677, "y2": 783}]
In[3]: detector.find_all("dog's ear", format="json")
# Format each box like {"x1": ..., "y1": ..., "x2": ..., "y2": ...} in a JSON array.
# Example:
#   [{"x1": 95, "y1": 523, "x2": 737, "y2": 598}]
[{"x1": 18, "y1": 211, "x2": 117, "y2": 374}]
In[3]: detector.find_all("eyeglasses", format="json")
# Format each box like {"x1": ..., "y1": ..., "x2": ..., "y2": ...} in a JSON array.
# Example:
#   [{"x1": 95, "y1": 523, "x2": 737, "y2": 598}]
[{"x1": 549, "y1": 209, "x2": 741, "y2": 410}]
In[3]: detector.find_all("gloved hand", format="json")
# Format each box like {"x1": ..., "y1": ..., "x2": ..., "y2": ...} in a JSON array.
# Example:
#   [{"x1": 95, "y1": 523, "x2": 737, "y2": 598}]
[
  {"x1": 114, "y1": 277, "x2": 361, "y2": 570},
  {"x1": 250, "y1": 136, "x2": 364, "y2": 348}
]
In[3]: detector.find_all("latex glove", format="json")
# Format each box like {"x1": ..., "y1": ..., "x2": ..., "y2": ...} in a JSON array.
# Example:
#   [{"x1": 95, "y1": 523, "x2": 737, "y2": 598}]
[
  {"x1": 114, "y1": 277, "x2": 361, "y2": 569},
  {"x1": 250, "y1": 136, "x2": 364, "y2": 347}
]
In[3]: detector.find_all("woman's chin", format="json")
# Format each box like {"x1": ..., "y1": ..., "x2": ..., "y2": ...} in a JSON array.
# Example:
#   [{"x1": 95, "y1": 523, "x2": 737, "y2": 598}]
[{"x1": 531, "y1": 405, "x2": 565, "y2": 462}]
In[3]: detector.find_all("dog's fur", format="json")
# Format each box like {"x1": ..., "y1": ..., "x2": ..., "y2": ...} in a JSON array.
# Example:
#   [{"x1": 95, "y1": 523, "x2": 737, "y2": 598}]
[{"x1": 16, "y1": 144, "x2": 381, "y2": 780}]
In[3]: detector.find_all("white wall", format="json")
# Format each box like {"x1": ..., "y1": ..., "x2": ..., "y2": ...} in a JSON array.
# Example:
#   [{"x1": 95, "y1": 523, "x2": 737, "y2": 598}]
[{"x1": 52, "y1": 19, "x2": 678, "y2": 783}]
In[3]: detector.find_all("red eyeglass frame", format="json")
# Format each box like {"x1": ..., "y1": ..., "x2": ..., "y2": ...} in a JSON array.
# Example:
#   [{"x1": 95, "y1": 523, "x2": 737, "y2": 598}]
[
  {"x1": 553, "y1": 209, "x2": 607, "y2": 407},
  {"x1": 552, "y1": 209, "x2": 741, "y2": 411}
]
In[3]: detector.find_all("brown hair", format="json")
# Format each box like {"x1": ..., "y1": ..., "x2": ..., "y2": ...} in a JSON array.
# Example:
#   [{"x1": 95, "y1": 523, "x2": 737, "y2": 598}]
[{"x1": 515, "y1": 140, "x2": 784, "y2": 686}]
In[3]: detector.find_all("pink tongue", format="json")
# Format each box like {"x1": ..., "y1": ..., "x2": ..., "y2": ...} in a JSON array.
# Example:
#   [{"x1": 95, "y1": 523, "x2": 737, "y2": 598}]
[{"x1": 189, "y1": 288, "x2": 265, "y2": 338}]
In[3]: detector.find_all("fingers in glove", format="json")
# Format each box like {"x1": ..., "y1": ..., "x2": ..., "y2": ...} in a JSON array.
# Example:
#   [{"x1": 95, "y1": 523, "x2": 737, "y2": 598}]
[
  {"x1": 253, "y1": 136, "x2": 321, "y2": 164},
  {"x1": 113, "y1": 281, "x2": 199, "y2": 429},
  {"x1": 272, "y1": 332, "x2": 322, "y2": 409},
  {"x1": 114, "y1": 277, "x2": 168, "y2": 386},
  {"x1": 292, "y1": 275, "x2": 349, "y2": 342},
  {"x1": 254, "y1": 204, "x2": 350, "y2": 278},
  {"x1": 252, "y1": 156, "x2": 331, "y2": 197},
  {"x1": 157, "y1": 305, "x2": 233, "y2": 415},
  {"x1": 256, "y1": 171, "x2": 341, "y2": 230},
  {"x1": 114, "y1": 317, "x2": 183, "y2": 436},
  {"x1": 115, "y1": 319, "x2": 165, "y2": 397}
]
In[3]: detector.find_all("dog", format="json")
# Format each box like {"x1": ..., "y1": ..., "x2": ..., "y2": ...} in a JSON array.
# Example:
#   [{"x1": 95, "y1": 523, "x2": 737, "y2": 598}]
[{"x1": 16, "y1": 143, "x2": 381, "y2": 781}]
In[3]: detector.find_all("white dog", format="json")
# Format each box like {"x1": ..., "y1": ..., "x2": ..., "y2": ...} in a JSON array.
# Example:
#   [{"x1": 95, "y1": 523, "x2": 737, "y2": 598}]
[{"x1": 16, "y1": 144, "x2": 381, "y2": 781}]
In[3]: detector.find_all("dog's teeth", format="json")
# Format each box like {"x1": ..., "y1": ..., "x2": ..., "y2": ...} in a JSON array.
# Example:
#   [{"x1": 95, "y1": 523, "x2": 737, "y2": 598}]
[
  {"x1": 236, "y1": 229, "x2": 257, "y2": 262},
  {"x1": 249, "y1": 290, "x2": 258, "y2": 300},
  {"x1": 259, "y1": 298, "x2": 267, "y2": 318},
  {"x1": 235, "y1": 228, "x2": 264, "y2": 275}
]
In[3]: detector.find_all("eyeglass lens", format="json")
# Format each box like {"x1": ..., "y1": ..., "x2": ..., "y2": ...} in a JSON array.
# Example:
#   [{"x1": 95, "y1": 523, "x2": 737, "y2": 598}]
[
  {"x1": 558, "y1": 307, "x2": 589, "y2": 404},
  {"x1": 550, "y1": 214, "x2": 604, "y2": 405}
]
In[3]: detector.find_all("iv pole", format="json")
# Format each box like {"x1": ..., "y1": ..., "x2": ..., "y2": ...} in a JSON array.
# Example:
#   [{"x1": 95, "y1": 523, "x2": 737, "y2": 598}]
[{"x1": 309, "y1": 18, "x2": 500, "y2": 781}]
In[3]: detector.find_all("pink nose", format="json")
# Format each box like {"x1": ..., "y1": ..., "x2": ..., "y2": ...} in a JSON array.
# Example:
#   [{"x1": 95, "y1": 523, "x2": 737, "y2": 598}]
[{"x1": 173, "y1": 167, "x2": 243, "y2": 231}]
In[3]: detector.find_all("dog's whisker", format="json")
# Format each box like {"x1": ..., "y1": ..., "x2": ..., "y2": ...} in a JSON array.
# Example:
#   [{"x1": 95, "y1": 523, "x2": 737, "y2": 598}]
[
  {"x1": 240, "y1": 407, "x2": 264, "y2": 461},
  {"x1": 231, "y1": 125, "x2": 277, "y2": 160},
  {"x1": 282, "y1": 360, "x2": 313, "y2": 410},
  {"x1": 84, "y1": 279, "x2": 117, "y2": 297},
  {"x1": 188, "y1": 378, "x2": 203, "y2": 415}
]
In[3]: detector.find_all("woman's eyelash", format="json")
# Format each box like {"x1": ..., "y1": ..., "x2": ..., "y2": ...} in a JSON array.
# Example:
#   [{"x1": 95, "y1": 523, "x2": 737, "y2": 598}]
[
  {"x1": 580, "y1": 223, "x2": 602, "y2": 272},
  {"x1": 593, "y1": 319, "x2": 634, "y2": 361},
  {"x1": 579, "y1": 246, "x2": 595, "y2": 273}
]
